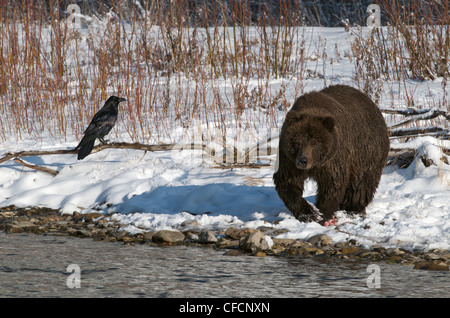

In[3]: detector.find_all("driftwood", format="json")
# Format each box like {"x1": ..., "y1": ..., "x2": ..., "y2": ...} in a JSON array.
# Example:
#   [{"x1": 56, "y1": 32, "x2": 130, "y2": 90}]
[
  {"x1": 388, "y1": 147, "x2": 450, "y2": 168},
  {"x1": 0, "y1": 143, "x2": 190, "y2": 176},
  {"x1": 382, "y1": 107, "x2": 450, "y2": 138},
  {"x1": 1, "y1": 140, "x2": 280, "y2": 176},
  {"x1": 0, "y1": 142, "x2": 190, "y2": 165},
  {"x1": 1, "y1": 142, "x2": 264, "y2": 175},
  {"x1": 13, "y1": 158, "x2": 59, "y2": 176},
  {"x1": 382, "y1": 107, "x2": 450, "y2": 167}
]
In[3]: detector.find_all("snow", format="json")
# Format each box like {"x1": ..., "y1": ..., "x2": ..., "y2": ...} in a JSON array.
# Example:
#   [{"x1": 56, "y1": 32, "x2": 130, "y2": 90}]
[
  {"x1": 1, "y1": 25, "x2": 449, "y2": 252},
  {"x1": 1, "y1": 140, "x2": 449, "y2": 251}
]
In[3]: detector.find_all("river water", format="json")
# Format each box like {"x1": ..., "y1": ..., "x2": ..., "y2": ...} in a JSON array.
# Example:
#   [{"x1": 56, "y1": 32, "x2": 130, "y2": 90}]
[{"x1": 0, "y1": 232, "x2": 448, "y2": 298}]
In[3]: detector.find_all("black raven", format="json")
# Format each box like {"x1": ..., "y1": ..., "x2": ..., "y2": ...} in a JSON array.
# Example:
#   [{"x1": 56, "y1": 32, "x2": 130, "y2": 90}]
[{"x1": 75, "y1": 96, "x2": 126, "y2": 160}]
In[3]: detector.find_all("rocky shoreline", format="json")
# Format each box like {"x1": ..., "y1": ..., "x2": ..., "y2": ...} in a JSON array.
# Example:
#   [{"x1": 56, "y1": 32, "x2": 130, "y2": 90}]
[{"x1": 1, "y1": 205, "x2": 449, "y2": 272}]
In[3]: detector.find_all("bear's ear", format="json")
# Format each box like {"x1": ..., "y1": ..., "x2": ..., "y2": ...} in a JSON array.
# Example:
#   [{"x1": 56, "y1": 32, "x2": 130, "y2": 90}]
[
  {"x1": 285, "y1": 111, "x2": 301, "y2": 125},
  {"x1": 320, "y1": 116, "x2": 335, "y2": 132}
]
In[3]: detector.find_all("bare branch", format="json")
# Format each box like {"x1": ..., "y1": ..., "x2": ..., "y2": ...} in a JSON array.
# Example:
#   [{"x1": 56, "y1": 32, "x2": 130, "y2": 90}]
[
  {"x1": 13, "y1": 158, "x2": 59, "y2": 176},
  {"x1": 383, "y1": 108, "x2": 450, "y2": 129}
]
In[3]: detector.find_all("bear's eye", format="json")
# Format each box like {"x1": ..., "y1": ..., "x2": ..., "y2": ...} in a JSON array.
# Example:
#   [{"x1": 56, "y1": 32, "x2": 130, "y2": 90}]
[
  {"x1": 309, "y1": 138, "x2": 319, "y2": 146},
  {"x1": 290, "y1": 141, "x2": 299, "y2": 152}
]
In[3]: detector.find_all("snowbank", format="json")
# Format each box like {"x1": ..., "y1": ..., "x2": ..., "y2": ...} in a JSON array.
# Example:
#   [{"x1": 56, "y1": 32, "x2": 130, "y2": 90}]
[{"x1": 1, "y1": 139, "x2": 449, "y2": 251}]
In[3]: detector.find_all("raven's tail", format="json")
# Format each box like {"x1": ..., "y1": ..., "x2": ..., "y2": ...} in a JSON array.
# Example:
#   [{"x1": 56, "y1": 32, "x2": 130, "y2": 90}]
[{"x1": 75, "y1": 136, "x2": 96, "y2": 160}]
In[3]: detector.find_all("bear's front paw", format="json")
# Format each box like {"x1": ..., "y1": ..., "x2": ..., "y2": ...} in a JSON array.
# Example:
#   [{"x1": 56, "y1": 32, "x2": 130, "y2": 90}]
[
  {"x1": 293, "y1": 209, "x2": 322, "y2": 223},
  {"x1": 323, "y1": 219, "x2": 338, "y2": 226}
]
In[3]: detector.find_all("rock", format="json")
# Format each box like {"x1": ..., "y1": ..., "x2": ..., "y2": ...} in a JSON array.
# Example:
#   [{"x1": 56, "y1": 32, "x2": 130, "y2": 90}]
[
  {"x1": 387, "y1": 255, "x2": 403, "y2": 263},
  {"x1": 223, "y1": 250, "x2": 243, "y2": 257},
  {"x1": 183, "y1": 231, "x2": 199, "y2": 241},
  {"x1": 74, "y1": 229, "x2": 92, "y2": 238},
  {"x1": 272, "y1": 238, "x2": 296, "y2": 246},
  {"x1": 216, "y1": 238, "x2": 240, "y2": 249},
  {"x1": 0, "y1": 211, "x2": 16, "y2": 218},
  {"x1": 55, "y1": 220, "x2": 69, "y2": 227},
  {"x1": 256, "y1": 226, "x2": 275, "y2": 233},
  {"x1": 272, "y1": 245, "x2": 286, "y2": 253},
  {"x1": 72, "y1": 212, "x2": 85, "y2": 222},
  {"x1": 308, "y1": 234, "x2": 332, "y2": 246},
  {"x1": 5, "y1": 223, "x2": 24, "y2": 234},
  {"x1": 84, "y1": 212, "x2": 104, "y2": 222},
  {"x1": 286, "y1": 246, "x2": 310, "y2": 256},
  {"x1": 291, "y1": 240, "x2": 313, "y2": 248},
  {"x1": 386, "y1": 247, "x2": 405, "y2": 256},
  {"x1": 427, "y1": 261, "x2": 449, "y2": 271},
  {"x1": 120, "y1": 235, "x2": 137, "y2": 243},
  {"x1": 180, "y1": 220, "x2": 200, "y2": 229},
  {"x1": 225, "y1": 227, "x2": 255, "y2": 240},
  {"x1": 372, "y1": 245, "x2": 386, "y2": 253},
  {"x1": 5, "y1": 220, "x2": 39, "y2": 234},
  {"x1": 301, "y1": 246, "x2": 322, "y2": 255},
  {"x1": 340, "y1": 246, "x2": 360, "y2": 255},
  {"x1": 198, "y1": 231, "x2": 218, "y2": 243},
  {"x1": 359, "y1": 251, "x2": 379, "y2": 259},
  {"x1": 414, "y1": 261, "x2": 449, "y2": 271},
  {"x1": 334, "y1": 242, "x2": 350, "y2": 248},
  {"x1": 114, "y1": 230, "x2": 129, "y2": 240},
  {"x1": 253, "y1": 251, "x2": 267, "y2": 257},
  {"x1": 239, "y1": 230, "x2": 271, "y2": 253},
  {"x1": 152, "y1": 230, "x2": 185, "y2": 244},
  {"x1": 271, "y1": 228, "x2": 290, "y2": 236},
  {"x1": 439, "y1": 252, "x2": 450, "y2": 261},
  {"x1": 424, "y1": 253, "x2": 441, "y2": 260}
]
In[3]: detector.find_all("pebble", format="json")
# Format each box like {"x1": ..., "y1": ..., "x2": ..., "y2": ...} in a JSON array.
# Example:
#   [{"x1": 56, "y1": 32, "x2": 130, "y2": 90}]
[
  {"x1": 5, "y1": 220, "x2": 39, "y2": 234},
  {"x1": 340, "y1": 246, "x2": 360, "y2": 254},
  {"x1": 272, "y1": 238, "x2": 296, "y2": 246},
  {"x1": 1, "y1": 205, "x2": 449, "y2": 271},
  {"x1": 216, "y1": 237, "x2": 239, "y2": 249},
  {"x1": 239, "y1": 230, "x2": 271, "y2": 253},
  {"x1": 198, "y1": 230, "x2": 218, "y2": 244},
  {"x1": 414, "y1": 261, "x2": 449, "y2": 271},
  {"x1": 223, "y1": 250, "x2": 243, "y2": 257},
  {"x1": 152, "y1": 230, "x2": 185, "y2": 244},
  {"x1": 253, "y1": 251, "x2": 267, "y2": 257},
  {"x1": 307, "y1": 234, "x2": 332, "y2": 246},
  {"x1": 386, "y1": 247, "x2": 405, "y2": 256},
  {"x1": 225, "y1": 227, "x2": 255, "y2": 240}
]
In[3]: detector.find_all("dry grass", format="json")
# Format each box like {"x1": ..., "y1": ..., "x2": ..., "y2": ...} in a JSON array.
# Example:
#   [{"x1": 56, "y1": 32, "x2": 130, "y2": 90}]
[
  {"x1": 347, "y1": 0, "x2": 449, "y2": 133},
  {"x1": 350, "y1": 0, "x2": 449, "y2": 105},
  {"x1": 0, "y1": 0, "x2": 308, "y2": 145},
  {"x1": 0, "y1": 0, "x2": 448, "y2": 148}
]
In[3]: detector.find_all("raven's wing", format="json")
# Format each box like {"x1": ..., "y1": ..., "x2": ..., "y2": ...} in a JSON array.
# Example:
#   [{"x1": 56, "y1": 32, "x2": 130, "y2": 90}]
[{"x1": 83, "y1": 109, "x2": 117, "y2": 136}]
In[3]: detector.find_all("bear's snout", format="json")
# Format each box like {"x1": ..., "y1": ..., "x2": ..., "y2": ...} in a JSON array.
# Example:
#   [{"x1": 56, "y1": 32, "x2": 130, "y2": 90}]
[{"x1": 296, "y1": 155, "x2": 309, "y2": 169}]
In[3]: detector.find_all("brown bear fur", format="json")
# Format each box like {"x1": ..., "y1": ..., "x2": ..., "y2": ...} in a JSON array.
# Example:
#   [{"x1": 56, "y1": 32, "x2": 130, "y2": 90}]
[{"x1": 273, "y1": 85, "x2": 389, "y2": 223}]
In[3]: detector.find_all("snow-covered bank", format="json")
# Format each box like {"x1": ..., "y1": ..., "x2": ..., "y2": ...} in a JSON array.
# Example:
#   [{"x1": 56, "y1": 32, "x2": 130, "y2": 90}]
[{"x1": 0, "y1": 137, "x2": 449, "y2": 251}]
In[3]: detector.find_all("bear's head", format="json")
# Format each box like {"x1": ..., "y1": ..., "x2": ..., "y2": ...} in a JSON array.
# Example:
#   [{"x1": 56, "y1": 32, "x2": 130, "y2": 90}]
[{"x1": 282, "y1": 111, "x2": 337, "y2": 170}]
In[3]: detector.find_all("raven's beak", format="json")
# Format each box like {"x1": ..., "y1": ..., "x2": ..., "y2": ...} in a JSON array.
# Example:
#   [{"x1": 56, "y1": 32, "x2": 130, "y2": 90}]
[{"x1": 119, "y1": 97, "x2": 127, "y2": 102}]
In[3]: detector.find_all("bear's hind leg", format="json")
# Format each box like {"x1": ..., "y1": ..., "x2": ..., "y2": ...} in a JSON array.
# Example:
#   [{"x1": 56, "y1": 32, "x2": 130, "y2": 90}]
[
  {"x1": 341, "y1": 175, "x2": 379, "y2": 215},
  {"x1": 316, "y1": 190, "x2": 342, "y2": 222}
]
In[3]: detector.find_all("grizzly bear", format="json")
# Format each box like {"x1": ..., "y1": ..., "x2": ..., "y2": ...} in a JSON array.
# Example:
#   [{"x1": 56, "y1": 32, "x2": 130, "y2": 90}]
[{"x1": 273, "y1": 85, "x2": 389, "y2": 224}]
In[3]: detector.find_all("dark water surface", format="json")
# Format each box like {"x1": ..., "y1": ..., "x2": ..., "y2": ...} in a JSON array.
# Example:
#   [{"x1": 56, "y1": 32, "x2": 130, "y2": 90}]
[{"x1": 0, "y1": 232, "x2": 448, "y2": 298}]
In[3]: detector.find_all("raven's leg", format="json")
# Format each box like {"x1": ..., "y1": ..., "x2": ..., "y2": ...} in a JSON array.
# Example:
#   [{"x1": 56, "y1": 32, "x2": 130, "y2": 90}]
[{"x1": 99, "y1": 137, "x2": 109, "y2": 144}]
